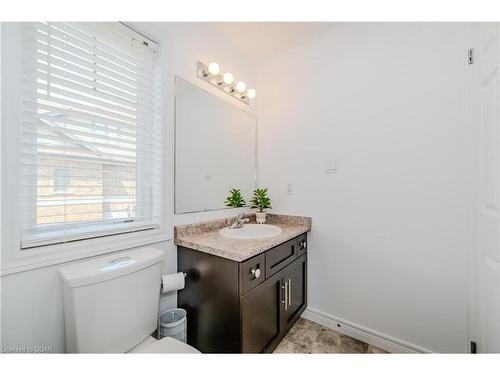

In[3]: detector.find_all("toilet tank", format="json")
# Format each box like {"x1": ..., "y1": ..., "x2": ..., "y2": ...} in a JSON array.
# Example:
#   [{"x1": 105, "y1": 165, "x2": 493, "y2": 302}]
[{"x1": 60, "y1": 247, "x2": 164, "y2": 353}]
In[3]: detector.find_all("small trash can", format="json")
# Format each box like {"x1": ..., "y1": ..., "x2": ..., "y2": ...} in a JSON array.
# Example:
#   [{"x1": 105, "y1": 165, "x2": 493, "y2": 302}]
[{"x1": 159, "y1": 308, "x2": 187, "y2": 343}]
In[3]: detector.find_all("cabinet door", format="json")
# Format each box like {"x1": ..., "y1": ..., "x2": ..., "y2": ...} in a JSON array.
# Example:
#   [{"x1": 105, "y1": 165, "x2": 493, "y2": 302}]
[
  {"x1": 284, "y1": 254, "x2": 307, "y2": 328},
  {"x1": 240, "y1": 271, "x2": 286, "y2": 353}
]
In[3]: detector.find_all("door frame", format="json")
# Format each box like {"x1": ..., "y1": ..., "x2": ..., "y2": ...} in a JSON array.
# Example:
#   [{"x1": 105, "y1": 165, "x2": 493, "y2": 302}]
[
  {"x1": 465, "y1": 22, "x2": 479, "y2": 353},
  {"x1": 465, "y1": 22, "x2": 500, "y2": 354}
]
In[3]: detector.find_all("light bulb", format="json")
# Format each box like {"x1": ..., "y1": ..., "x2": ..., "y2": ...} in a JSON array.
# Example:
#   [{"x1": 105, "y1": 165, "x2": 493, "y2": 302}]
[
  {"x1": 236, "y1": 81, "x2": 246, "y2": 92},
  {"x1": 223, "y1": 72, "x2": 234, "y2": 85},
  {"x1": 207, "y1": 62, "x2": 220, "y2": 75},
  {"x1": 247, "y1": 89, "x2": 256, "y2": 99}
]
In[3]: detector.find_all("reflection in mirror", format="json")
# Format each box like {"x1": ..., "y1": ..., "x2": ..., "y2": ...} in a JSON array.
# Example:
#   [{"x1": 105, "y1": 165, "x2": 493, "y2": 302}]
[{"x1": 175, "y1": 77, "x2": 257, "y2": 214}]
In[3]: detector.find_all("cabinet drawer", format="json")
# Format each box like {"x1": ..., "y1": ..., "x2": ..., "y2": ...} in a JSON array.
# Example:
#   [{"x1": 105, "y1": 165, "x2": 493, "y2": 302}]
[
  {"x1": 239, "y1": 253, "x2": 266, "y2": 295},
  {"x1": 296, "y1": 234, "x2": 307, "y2": 257},
  {"x1": 265, "y1": 238, "x2": 297, "y2": 277}
]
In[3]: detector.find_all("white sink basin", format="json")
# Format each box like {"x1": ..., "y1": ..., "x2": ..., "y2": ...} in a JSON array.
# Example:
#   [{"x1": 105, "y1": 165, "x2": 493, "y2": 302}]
[{"x1": 219, "y1": 224, "x2": 282, "y2": 240}]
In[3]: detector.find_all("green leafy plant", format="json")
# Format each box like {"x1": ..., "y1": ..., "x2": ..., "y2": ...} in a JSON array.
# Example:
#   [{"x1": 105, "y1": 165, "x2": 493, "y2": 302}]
[
  {"x1": 225, "y1": 188, "x2": 246, "y2": 208},
  {"x1": 250, "y1": 188, "x2": 272, "y2": 212}
]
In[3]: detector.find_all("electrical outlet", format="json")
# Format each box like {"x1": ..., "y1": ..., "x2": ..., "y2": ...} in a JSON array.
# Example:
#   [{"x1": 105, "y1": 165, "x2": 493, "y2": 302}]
[
  {"x1": 324, "y1": 159, "x2": 337, "y2": 174},
  {"x1": 286, "y1": 184, "x2": 293, "y2": 195}
]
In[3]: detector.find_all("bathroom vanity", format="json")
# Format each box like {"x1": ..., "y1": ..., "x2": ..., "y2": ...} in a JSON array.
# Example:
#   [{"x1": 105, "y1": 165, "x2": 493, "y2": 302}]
[
  {"x1": 173, "y1": 77, "x2": 311, "y2": 353},
  {"x1": 175, "y1": 214, "x2": 311, "y2": 353}
]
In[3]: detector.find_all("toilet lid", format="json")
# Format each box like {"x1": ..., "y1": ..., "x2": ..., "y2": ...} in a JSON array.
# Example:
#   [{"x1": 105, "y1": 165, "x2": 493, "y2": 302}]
[{"x1": 139, "y1": 337, "x2": 200, "y2": 354}]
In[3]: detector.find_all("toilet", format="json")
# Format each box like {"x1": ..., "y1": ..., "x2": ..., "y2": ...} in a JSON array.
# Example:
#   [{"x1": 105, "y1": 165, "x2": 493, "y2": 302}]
[{"x1": 60, "y1": 247, "x2": 200, "y2": 353}]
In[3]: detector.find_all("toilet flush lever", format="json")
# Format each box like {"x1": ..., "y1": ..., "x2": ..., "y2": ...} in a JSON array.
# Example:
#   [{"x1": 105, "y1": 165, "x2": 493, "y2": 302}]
[
  {"x1": 101, "y1": 256, "x2": 135, "y2": 271},
  {"x1": 109, "y1": 256, "x2": 132, "y2": 265}
]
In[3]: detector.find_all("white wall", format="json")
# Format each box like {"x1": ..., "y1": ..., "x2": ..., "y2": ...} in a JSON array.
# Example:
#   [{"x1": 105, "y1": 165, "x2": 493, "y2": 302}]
[
  {"x1": 256, "y1": 23, "x2": 468, "y2": 352},
  {"x1": 0, "y1": 22, "x2": 256, "y2": 352}
]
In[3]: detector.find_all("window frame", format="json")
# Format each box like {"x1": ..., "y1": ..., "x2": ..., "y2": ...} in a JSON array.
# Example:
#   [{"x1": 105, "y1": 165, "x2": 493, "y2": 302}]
[
  {"x1": 52, "y1": 168, "x2": 71, "y2": 193},
  {"x1": 0, "y1": 23, "x2": 171, "y2": 275},
  {"x1": 20, "y1": 22, "x2": 163, "y2": 249}
]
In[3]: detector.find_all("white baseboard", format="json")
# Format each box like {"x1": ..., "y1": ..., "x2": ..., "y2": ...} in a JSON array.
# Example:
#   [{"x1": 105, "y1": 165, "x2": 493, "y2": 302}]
[{"x1": 301, "y1": 307, "x2": 433, "y2": 353}]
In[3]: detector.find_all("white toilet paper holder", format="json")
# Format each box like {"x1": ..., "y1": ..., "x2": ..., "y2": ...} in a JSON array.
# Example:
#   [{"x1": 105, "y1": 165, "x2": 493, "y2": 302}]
[{"x1": 161, "y1": 272, "x2": 187, "y2": 289}]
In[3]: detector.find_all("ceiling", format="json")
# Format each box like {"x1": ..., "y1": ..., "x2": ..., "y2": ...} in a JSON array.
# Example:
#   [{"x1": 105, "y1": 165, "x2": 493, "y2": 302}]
[{"x1": 211, "y1": 22, "x2": 337, "y2": 62}]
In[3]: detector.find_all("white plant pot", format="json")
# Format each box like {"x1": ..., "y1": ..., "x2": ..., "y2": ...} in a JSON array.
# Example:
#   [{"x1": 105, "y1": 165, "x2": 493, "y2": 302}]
[{"x1": 255, "y1": 212, "x2": 267, "y2": 224}]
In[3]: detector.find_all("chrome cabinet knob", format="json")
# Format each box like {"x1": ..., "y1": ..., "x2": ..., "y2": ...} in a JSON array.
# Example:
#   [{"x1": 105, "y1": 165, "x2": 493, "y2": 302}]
[{"x1": 251, "y1": 268, "x2": 261, "y2": 279}]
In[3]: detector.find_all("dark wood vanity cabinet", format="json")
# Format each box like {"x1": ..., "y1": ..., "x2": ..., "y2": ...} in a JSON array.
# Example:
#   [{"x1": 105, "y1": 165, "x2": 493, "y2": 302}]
[
  {"x1": 177, "y1": 233, "x2": 308, "y2": 353},
  {"x1": 240, "y1": 253, "x2": 307, "y2": 353}
]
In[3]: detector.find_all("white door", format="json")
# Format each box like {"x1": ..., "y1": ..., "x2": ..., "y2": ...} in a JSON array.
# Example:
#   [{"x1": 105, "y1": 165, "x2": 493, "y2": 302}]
[{"x1": 468, "y1": 22, "x2": 500, "y2": 353}]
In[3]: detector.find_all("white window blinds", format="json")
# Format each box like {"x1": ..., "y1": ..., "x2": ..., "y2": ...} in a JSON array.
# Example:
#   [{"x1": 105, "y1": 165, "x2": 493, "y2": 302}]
[{"x1": 21, "y1": 22, "x2": 161, "y2": 248}]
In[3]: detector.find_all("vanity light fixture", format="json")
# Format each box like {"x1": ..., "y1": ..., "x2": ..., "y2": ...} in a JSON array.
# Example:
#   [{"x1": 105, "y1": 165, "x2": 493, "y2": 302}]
[
  {"x1": 207, "y1": 62, "x2": 220, "y2": 75},
  {"x1": 235, "y1": 81, "x2": 246, "y2": 93},
  {"x1": 223, "y1": 72, "x2": 234, "y2": 85},
  {"x1": 197, "y1": 61, "x2": 256, "y2": 105}
]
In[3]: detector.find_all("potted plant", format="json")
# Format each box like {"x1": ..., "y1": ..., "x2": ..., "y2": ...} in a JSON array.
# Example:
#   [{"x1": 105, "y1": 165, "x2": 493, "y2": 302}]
[
  {"x1": 250, "y1": 188, "x2": 272, "y2": 224},
  {"x1": 225, "y1": 188, "x2": 246, "y2": 208}
]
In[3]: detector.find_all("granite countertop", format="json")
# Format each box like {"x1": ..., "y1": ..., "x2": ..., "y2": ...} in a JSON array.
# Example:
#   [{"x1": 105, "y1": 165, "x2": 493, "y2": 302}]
[{"x1": 174, "y1": 214, "x2": 312, "y2": 262}]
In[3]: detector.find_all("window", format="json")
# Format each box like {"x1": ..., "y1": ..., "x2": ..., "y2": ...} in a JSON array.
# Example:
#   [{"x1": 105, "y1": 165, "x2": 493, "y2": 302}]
[
  {"x1": 21, "y1": 22, "x2": 161, "y2": 248},
  {"x1": 53, "y1": 168, "x2": 71, "y2": 193}
]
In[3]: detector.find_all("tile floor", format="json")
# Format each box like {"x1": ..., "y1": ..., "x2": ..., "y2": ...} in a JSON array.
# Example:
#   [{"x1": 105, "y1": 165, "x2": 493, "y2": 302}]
[{"x1": 273, "y1": 318, "x2": 388, "y2": 354}]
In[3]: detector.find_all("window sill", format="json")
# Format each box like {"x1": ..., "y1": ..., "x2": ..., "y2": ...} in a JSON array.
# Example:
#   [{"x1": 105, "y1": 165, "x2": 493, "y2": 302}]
[
  {"x1": 22, "y1": 222, "x2": 159, "y2": 249},
  {"x1": 1, "y1": 227, "x2": 172, "y2": 276}
]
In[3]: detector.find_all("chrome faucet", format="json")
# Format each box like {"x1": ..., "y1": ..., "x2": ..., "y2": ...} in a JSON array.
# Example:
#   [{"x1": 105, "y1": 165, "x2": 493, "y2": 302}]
[{"x1": 228, "y1": 213, "x2": 250, "y2": 229}]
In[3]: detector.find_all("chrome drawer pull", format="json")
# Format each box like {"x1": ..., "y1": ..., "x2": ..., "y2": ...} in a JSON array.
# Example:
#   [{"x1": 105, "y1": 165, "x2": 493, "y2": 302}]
[
  {"x1": 281, "y1": 281, "x2": 288, "y2": 310},
  {"x1": 250, "y1": 268, "x2": 261, "y2": 279},
  {"x1": 288, "y1": 278, "x2": 292, "y2": 307}
]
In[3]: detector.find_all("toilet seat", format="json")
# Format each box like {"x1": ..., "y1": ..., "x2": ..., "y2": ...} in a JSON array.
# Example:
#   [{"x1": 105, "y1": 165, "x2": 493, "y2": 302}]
[{"x1": 138, "y1": 337, "x2": 200, "y2": 354}]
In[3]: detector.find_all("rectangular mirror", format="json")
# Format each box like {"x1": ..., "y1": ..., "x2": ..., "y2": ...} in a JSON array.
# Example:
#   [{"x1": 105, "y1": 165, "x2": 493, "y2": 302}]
[{"x1": 175, "y1": 77, "x2": 257, "y2": 214}]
